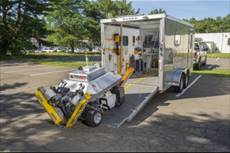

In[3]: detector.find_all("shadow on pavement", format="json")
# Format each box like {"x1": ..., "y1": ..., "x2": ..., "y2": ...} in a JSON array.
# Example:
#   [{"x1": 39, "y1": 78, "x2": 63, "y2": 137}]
[
  {"x1": 199, "y1": 63, "x2": 220, "y2": 70},
  {"x1": 30, "y1": 56, "x2": 101, "y2": 63},
  {"x1": 1, "y1": 75, "x2": 229, "y2": 151},
  {"x1": 0, "y1": 82, "x2": 28, "y2": 91},
  {"x1": 1, "y1": 96, "x2": 229, "y2": 152},
  {"x1": 201, "y1": 64, "x2": 219, "y2": 70},
  {"x1": 128, "y1": 75, "x2": 230, "y2": 126},
  {"x1": 126, "y1": 112, "x2": 230, "y2": 151}
]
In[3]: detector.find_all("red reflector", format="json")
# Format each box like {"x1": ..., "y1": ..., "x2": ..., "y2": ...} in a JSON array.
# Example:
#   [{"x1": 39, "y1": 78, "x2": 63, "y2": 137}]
[{"x1": 78, "y1": 76, "x2": 86, "y2": 80}]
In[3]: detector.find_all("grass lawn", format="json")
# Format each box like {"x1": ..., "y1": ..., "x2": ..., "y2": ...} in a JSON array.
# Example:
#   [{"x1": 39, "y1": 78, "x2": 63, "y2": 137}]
[
  {"x1": 192, "y1": 69, "x2": 230, "y2": 77},
  {"x1": 0, "y1": 52, "x2": 100, "y2": 60},
  {"x1": 207, "y1": 53, "x2": 230, "y2": 59}
]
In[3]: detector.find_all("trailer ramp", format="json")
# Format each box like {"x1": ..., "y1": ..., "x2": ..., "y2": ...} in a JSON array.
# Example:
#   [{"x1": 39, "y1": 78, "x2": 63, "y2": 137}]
[{"x1": 103, "y1": 76, "x2": 159, "y2": 128}]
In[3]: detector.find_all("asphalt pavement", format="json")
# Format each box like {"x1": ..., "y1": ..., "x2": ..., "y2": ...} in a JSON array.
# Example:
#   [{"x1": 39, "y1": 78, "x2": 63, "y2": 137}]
[{"x1": 0, "y1": 59, "x2": 229, "y2": 152}]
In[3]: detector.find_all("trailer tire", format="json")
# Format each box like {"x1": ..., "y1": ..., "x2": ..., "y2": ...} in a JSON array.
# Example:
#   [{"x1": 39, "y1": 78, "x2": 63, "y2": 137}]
[
  {"x1": 193, "y1": 63, "x2": 197, "y2": 70},
  {"x1": 184, "y1": 74, "x2": 189, "y2": 88},
  {"x1": 193, "y1": 62, "x2": 201, "y2": 70},
  {"x1": 203, "y1": 57, "x2": 207, "y2": 66},
  {"x1": 197, "y1": 58, "x2": 202, "y2": 70},
  {"x1": 174, "y1": 74, "x2": 185, "y2": 93},
  {"x1": 83, "y1": 109, "x2": 103, "y2": 127}
]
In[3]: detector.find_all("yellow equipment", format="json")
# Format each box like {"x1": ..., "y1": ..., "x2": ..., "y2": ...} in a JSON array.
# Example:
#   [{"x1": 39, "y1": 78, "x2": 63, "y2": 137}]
[
  {"x1": 35, "y1": 66, "x2": 125, "y2": 128},
  {"x1": 35, "y1": 88, "x2": 64, "y2": 125},
  {"x1": 66, "y1": 93, "x2": 91, "y2": 128},
  {"x1": 121, "y1": 67, "x2": 135, "y2": 87},
  {"x1": 35, "y1": 87, "x2": 92, "y2": 128}
]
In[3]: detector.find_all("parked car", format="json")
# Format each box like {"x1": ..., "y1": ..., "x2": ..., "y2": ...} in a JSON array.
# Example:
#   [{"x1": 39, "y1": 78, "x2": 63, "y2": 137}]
[
  {"x1": 193, "y1": 42, "x2": 208, "y2": 70},
  {"x1": 41, "y1": 47, "x2": 53, "y2": 53},
  {"x1": 74, "y1": 48, "x2": 80, "y2": 53},
  {"x1": 77, "y1": 47, "x2": 89, "y2": 52},
  {"x1": 34, "y1": 48, "x2": 42, "y2": 53},
  {"x1": 92, "y1": 47, "x2": 101, "y2": 53}
]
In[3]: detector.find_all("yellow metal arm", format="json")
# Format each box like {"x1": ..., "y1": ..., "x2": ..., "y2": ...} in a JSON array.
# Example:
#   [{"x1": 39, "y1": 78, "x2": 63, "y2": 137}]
[
  {"x1": 35, "y1": 89, "x2": 63, "y2": 125},
  {"x1": 66, "y1": 93, "x2": 92, "y2": 128},
  {"x1": 120, "y1": 67, "x2": 134, "y2": 87},
  {"x1": 35, "y1": 88, "x2": 92, "y2": 128}
]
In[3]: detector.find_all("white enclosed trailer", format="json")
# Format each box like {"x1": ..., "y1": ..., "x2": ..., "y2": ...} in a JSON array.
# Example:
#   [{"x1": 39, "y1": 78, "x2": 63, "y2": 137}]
[
  {"x1": 35, "y1": 14, "x2": 194, "y2": 129},
  {"x1": 100, "y1": 14, "x2": 194, "y2": 127}
]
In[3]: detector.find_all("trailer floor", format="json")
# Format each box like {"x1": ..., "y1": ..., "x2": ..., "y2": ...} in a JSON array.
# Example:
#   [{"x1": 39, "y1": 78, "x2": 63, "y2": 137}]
[{"x1": 103, "y1": 75, "x2": 159, "y2": 128}]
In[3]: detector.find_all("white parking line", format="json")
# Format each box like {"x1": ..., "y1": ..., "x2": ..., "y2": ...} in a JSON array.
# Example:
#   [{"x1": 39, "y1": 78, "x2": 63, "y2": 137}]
[
  {"x1": 176, "y1": 75, "x2": 202, "y2": 98},
  {"x1": 3, "y1": 66, "x2": 53, "y2": 73},
  {"x1": 0, "y1": 62, "x2": 27, "y2": 67},
  {"x1": 0, "y1": 64, "x2": 43, "y2": 70},
  {"x1": 30, "y1": 69, "x2": 75, "y2": 76}
]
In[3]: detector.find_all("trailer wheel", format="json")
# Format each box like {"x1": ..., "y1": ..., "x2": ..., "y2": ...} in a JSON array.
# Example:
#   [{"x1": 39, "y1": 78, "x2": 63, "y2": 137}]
[
  {"x1": 183, "y1": 74, "x2": 189, "y2": 88},
  {"x1": 193, "y1": 62, "x2": 201, "y2": 70},
  {"x1": 197, "y1": 58, "x2": 202, "y2": 70},
  {"x1": 193, "y1": 57, "x2": 202, "y2": 70},
  {"x1": 174, "y1": 74, "x2": 185, "y2": 93},
  {"x1": 203, "y1": 56, "x2": 207, "y2": 66},
  {"x1": 83, "y1": 109, "x2": 103, "y2": 127}
]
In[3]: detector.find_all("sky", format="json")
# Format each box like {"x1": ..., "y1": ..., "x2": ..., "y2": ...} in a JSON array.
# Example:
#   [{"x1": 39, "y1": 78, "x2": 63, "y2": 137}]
[{"x1": 130, "y1": 0, "x2": 230, "y2": 20}]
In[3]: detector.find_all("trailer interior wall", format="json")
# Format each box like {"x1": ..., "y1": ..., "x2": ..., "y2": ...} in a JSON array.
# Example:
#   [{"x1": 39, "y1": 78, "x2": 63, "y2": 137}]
[
  {"x1": 101, "y1": 20, "x2": 161, "y2": 87},
  {"x1": 195, "y1": 33, "x2": 230, "y2": 53},
  {"x1": 102, "y1": 25, "x2": 140, "y2": 74}
]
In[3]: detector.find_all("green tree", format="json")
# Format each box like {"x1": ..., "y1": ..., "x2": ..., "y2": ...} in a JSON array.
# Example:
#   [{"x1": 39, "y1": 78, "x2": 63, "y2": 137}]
[
  {"x1": 113, "y1": 0, "x2": 140, "y2": 17},
  {"x1": 149, "y1": 8, "x2": 166, "y2": 15},
  {"x1": 46, "y1": 0, "x2": 140, "y2": 51},
  {"x1": 82, "y1": 0, "x2": 104, "y2": 46},
  {"x1": 97, "y1": 0, "x2": 140, "y2": 18},
  {"x1": 46, "y1": 0, "x2": 91, "y2": 53},
  {"x1": 186, "y1": 14, "x2": 230, "y2": 33},
  {"x1": 0, "y1": 0, "x2": 48, "y2": 55}
]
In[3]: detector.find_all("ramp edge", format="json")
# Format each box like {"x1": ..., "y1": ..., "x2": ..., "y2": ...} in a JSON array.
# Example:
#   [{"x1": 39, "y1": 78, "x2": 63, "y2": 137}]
[
  {"x1": 127, "y1": 86, "x2": 159, "y2": 122},
  {"x1": 114, "y1": 86, "x2": 159, "y2": 128}
]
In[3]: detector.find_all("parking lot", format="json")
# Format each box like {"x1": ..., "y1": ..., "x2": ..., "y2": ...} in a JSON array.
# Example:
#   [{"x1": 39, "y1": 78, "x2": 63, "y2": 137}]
[{"x1": 0, "y1": 58, "x2": 230, "y2": 152}]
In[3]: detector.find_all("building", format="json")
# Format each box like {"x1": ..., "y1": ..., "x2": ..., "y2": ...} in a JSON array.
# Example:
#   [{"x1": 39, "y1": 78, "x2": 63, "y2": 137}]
[{"x1": 195, "y1": 32, "x2": 230, "y2": 53}]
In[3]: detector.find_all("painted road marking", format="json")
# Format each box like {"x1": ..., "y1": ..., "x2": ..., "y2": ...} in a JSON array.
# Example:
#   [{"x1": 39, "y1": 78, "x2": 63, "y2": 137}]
[
  {"x1": 0, "y1": 64, "x2": 43, "y2": 70},
  {"x1": 3, "y1": 66, "x2": 54, "y2": 73},
  {"x1": 0, "y1": 63, "x2": 28, "y2": 67},
  {"x1": 30, "y1": 69, "x2": 75, "y2": 76},
  {"x1": 176, "y1": 75, "x2": 202, "y2": 98}
]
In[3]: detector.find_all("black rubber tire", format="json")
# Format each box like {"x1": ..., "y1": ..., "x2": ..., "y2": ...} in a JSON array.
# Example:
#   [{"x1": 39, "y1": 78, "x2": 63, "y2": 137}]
[
  {"x1": 193, "y1": 63, "x2": 198, "y2": 70},
  {"x1": 174, "y1": 74, "x2": 185, "y2": 93},
  {"x1": 194, "y1": 57, "x2": 202, "y2": 70},
  {"x1": 198, "y1": 61, "x2": 201, "y2": 70},
  {"x1": 83, "y1": 109, "x2": 103, "y2": 127},
  {"x1": 203, "y1": 57, "x2": 207, "y2": 66},
  {"x1": 194, "y1": 62, "x2": 201, "y2": 70},
  {"x1": 183, "y1": 74, "x2": 189, "y2": 88}
]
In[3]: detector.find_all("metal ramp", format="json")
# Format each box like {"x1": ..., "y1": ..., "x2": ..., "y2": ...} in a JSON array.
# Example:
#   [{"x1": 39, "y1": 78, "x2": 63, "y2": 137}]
[{"x1": 103, "y1": 76, "x2": 159, "y2": 128}]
